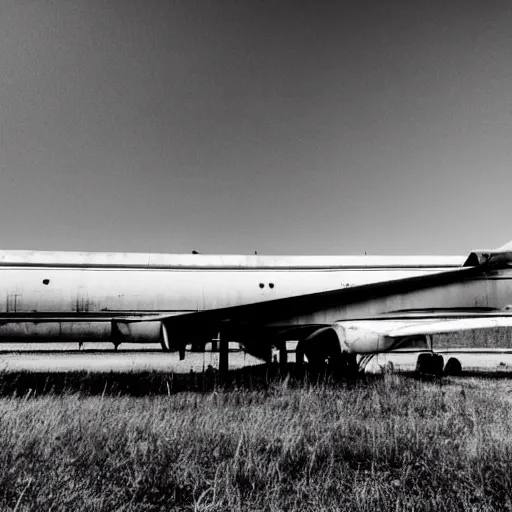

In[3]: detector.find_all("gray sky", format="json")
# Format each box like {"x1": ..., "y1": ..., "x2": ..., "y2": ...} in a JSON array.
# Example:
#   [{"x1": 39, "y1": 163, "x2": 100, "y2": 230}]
[{"x1": 1, "y1": 1, "x2": 511, "y2": 255}]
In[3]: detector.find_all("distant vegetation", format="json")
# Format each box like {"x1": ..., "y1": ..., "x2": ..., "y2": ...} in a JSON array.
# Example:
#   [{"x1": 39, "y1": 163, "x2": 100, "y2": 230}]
[
  {"x1": 435, "y1": 327, "x2": 512, "y2": 349},
  {"x1": 0, "y1": 371, "x2": 512, "y2": 510}
]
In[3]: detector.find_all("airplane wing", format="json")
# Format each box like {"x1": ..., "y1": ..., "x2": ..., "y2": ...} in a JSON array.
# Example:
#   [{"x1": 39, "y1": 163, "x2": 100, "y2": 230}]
[
  {"x1": 115, "y1": 263, "x2": 488, "y2": 358},
  {"x1": 387, "y1": 316, "x2": 512, "y2": 338},
  {"x1": 114, "y1": 242, "x2": 512, "y2": 330},
  {"x1": 331, "y1": 313, "x2": 512, "y2": 356},
  {"x1": 117, "y1": 252, "x2": 509, "y2": 359},
  {"x1": 123, "y1": 264, "x2": 481, "y2": 328},
  {"x1": 338, "y1": 313, "x2": 512, "y2": 374}
]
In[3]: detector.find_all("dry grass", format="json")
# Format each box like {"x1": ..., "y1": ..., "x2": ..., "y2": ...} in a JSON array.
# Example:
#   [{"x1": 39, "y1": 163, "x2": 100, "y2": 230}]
[{"x1": 1, "y1": 373, "x2": 512, "y2": 510}]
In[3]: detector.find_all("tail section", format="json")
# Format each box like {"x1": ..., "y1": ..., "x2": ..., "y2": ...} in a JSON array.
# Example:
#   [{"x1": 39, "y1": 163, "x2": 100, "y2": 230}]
[
  {"x1": 464, "y1": 239, "x2": 512, "y2": 267},
  {"x1": 497, "y1": 239, "x2": 512, "y2": 252}
]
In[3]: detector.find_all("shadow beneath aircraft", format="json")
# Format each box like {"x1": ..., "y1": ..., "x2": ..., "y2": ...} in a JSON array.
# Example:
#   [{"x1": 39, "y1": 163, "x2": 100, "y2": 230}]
[
  {"x1": 0, "y1": 364, "x2": 511, "y2": 397},
  {"x1": 0, "y1": 363, "x2": 375, "y2": 397}
]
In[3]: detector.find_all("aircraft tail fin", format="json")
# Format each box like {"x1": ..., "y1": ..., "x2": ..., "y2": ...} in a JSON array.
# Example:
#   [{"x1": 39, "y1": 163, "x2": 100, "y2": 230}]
[
  {"x1": 464, "y1": 238, "x2": 512, "y2": 267},
  {"x1": 497, "y1": 239, "x2": 512, "y2": 251}
]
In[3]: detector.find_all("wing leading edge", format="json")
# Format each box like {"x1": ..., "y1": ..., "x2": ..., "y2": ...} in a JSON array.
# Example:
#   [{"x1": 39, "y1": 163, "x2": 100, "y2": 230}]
[{"x1": 332, "y1": 313, "x2": 512, "y2": 356}]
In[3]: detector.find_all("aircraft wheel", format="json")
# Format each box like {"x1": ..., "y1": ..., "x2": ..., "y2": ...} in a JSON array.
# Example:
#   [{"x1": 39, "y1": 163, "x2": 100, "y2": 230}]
[
  {"x1": 444, "y1": 357, "x2": 462, "y2": 376},
  {"x1": 304, "y1": 352, "x2": 327, "y2": 382},
  {"x1": 416, "y1": 353, "x2": 444, "y2": 376},
  {"x1": 432, "y1": 354, "x2": 444, "y2": 375},
  {"x1": 416, "y1": 353, "x2": 432, "y2": 374},
  {"x1": 302, "y1": 328, "x2": 360, "y2": 381},
  {"x1": 315, "y1": 353, "x2": 358, "y2": 381},
  {"x1": 339, "y1": 353, "x2": 359, "y2": 377}
]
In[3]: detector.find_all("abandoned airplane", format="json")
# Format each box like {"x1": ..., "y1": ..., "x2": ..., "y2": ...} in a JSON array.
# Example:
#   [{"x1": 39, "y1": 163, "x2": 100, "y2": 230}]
[{"x1": 0, "y1": 239, "x2": 512, "y2": 375}]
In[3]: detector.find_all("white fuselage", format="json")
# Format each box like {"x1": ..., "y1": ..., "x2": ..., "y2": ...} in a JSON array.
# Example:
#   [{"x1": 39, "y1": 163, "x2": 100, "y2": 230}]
[
  {"x1": 8, "y1": 250, "x2": 512, "y2": 348},
  {"x1": 0, "y1": 251, "x2": 464, "y2": 314}
]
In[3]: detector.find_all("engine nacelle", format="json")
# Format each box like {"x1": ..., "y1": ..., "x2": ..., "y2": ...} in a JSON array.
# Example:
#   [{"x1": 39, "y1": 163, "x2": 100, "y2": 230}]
[
  {"x1": 333, "y1": 320, "x2": 413, "y2": 354},
  {"x1": 158, "y1": 322, "x2": 216, "y2": 354},
  {"x1": 113, "y1": 321, "x2": 163, "y2": 344},
  {"x1": 117, "y1": 321, "x2": 186, "y2": 353}
]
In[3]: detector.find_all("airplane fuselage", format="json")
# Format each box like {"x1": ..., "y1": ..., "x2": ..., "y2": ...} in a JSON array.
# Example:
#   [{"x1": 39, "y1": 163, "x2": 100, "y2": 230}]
[
  {"x1": 0, "y1": 250, "x2": 509, "y2": 346},
  {"x1": 0, "y1": 251, "x2": 463, "y2": 313}
]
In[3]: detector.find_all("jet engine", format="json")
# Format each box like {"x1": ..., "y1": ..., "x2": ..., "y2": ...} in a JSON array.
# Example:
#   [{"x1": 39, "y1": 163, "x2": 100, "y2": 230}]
[
  {"x1": 332, "y1": 320, "x2": 429, "y2": 354},
  {"x1": 112, "y1": 321, "x2": 165, "y2": 348},
  {"x1": 333, "y1": 321, "x2": 389, "y2": 353},
  {"x1": 297, "y1": 320, "x2": 429, "y2": 374}
]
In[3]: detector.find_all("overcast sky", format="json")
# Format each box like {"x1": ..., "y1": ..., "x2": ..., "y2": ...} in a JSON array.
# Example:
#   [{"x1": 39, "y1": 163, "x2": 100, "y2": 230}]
[{"x1": 1, "y1": 1, "x2": 511, "y2": 255}]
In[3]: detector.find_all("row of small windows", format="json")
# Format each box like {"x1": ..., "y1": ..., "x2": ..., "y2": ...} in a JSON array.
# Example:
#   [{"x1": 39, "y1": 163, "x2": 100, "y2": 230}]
[{"x1": 41, "y1": 279, "x2": 278, "y2": 289}]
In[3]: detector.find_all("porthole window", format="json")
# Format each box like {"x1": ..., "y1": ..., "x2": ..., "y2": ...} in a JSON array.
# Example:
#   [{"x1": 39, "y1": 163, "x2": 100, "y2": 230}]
[
  {"x1": 269, "y1": 283, "x2": 274, "y2": 289},
  {"x1": 259, "y1": 283, "x2": 264, "y2": 288},
  {"x1": 42, "y1": 279, "x2": 50, "y2": 285}
]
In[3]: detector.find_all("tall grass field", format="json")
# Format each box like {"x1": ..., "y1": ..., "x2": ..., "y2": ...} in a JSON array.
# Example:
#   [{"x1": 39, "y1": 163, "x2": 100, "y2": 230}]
[{"x1": 0, "y1": 372, "x2": 511, "y2": 511}]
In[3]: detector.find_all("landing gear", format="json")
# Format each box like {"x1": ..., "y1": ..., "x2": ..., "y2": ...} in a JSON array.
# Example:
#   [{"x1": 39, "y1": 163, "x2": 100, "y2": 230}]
[
  {"x1": 415, "y1": 353, "x2": 463, "y2": 376},
  {"x1": 302, "y1": 345, "x2": 358, "y2": 381},
  {"x1": 416, "y1": 353, "x2": 444, "y2": 376},
  {"x1": 444, "y1": 357, "x2": 462, "y2": 376}
]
